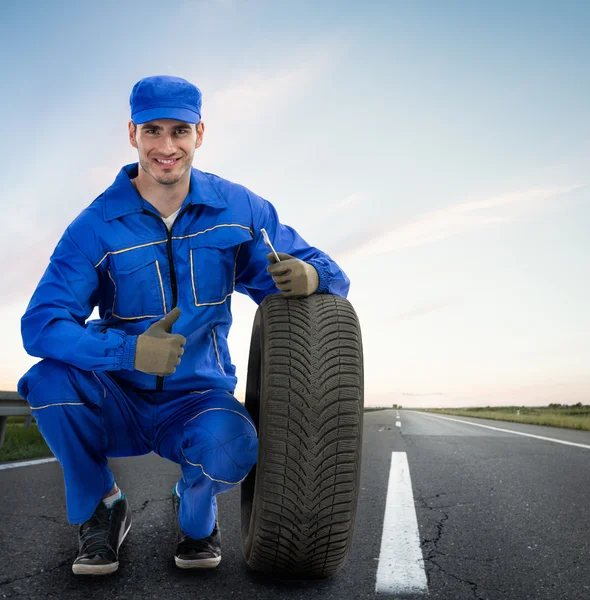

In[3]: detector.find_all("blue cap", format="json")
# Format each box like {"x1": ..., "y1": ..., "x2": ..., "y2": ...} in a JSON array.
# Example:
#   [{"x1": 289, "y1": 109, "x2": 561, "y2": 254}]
[{"x1": 130, "y1": 75, "x2": 202, "y2": 124}]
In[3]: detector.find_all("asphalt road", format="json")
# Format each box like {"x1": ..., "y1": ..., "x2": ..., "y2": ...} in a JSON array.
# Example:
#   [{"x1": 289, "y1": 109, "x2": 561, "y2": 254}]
[{"x1": 1, "y1": 409, "x2": 589, "y2": 600}]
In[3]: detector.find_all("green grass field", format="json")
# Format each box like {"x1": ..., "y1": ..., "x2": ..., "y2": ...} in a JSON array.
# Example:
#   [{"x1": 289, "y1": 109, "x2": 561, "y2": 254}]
[
  {"x1": 0, "y1": 418, "x2": 52, "y2": 462},
  {"x1": 417, "y1": 405, "x2": 590, "y2": 431}
]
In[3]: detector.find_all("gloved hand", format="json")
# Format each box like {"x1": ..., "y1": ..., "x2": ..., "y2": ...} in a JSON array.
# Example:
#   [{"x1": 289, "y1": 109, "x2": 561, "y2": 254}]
[
  {"x1": 266, "y1": 252, "x2": 319, "y2": 297},
  {"x1": 134, "y1": 307, "x2": 186, "y2": 376}
]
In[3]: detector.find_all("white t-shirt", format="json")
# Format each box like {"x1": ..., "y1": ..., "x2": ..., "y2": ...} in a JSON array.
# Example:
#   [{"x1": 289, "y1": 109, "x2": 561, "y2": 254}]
[{"x1": 161, "y1": 207, "x2": 181, "y2": 232}]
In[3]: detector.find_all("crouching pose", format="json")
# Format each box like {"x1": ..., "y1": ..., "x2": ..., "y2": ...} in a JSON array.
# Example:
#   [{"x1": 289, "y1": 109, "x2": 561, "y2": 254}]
[{"x1": 17, "y1": 75, "x2": 350, "y2": 575}]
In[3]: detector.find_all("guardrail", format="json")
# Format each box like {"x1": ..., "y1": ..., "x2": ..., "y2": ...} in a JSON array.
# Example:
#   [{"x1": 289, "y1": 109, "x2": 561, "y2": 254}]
[{"x1": 0, "y1": 392, "x2": 32, "y2": 449}]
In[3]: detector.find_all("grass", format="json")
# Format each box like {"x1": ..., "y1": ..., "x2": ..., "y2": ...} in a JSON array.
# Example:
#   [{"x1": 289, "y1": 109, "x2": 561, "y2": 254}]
[
  {"x1": 0, "y1": 418, "x2": 52, "y2": 462},
  {"x1": 416, "y1": 406, "x2": 590, "y2": 431}
]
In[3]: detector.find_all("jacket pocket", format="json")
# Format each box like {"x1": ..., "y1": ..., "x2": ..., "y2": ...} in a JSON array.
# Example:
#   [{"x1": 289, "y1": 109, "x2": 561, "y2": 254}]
[
  {"x1": 107, "y1": 245, "x2": 167, "y2": 320},
  {"x1": 189, "y1": 225, "x2": 253, "y2": 306}
]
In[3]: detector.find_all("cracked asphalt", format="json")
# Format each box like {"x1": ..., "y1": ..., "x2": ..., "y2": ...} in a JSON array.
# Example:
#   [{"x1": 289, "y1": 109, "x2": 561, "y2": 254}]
[{"x1": 1, "y1": 409, "x2": 589, "y2": 599}]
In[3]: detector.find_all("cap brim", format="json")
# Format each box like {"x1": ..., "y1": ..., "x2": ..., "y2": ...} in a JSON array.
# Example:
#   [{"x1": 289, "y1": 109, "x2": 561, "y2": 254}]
[{"x1": 132, "y1": 107, "x2": 201, "y2": 124}]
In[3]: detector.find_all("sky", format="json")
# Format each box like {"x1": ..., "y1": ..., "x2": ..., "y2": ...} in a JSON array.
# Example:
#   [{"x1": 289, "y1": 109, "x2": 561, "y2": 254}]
[{"x1": 1, "y1": 0, "x2": 589, "y2": 408}]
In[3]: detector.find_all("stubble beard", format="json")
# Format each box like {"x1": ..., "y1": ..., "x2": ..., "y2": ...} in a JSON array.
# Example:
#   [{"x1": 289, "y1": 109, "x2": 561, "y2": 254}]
[{"x1": 140, "y1": 153, "x2": 193, "y2": 186}]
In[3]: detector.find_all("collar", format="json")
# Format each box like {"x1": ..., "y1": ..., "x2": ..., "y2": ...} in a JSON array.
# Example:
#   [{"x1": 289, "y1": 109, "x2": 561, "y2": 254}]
[{"x1": 103, "y1": 163, "x2": 227, "y2": 222}]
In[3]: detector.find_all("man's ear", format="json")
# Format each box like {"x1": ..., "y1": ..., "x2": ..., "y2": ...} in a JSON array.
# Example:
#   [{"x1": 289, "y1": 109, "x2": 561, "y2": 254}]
[
  {"x1": 128, "y1": 120, "x2": 138, "y2": 149},
  {"x1": 195, "y1": 121, "x2": 205, "y2": 149}
]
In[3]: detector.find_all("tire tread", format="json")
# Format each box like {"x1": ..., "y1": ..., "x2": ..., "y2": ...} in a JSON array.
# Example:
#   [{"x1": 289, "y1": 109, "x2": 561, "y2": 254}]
[{"x1": 246, "y1": 295, "x2": 363, "y2": 579}]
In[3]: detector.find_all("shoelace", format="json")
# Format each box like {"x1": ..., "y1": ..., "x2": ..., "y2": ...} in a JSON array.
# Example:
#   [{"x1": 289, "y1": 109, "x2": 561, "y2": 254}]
[
  {"x1": 79, "y1": 507, "x2": 114, "y2": 556},
  {"x1": 180, "y1": 523, "x2": 218, "y2": 548}
]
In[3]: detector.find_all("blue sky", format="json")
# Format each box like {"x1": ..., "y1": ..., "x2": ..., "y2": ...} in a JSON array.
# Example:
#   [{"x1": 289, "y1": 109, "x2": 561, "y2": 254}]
[{"x1": 1, "y1": 0, "x2": 589, "y2": 407}]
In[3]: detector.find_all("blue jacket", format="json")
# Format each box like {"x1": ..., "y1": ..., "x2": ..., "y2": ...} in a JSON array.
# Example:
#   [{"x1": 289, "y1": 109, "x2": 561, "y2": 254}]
[{"x1": 20, "y1": 163, "x2": 350, "y2": 393}]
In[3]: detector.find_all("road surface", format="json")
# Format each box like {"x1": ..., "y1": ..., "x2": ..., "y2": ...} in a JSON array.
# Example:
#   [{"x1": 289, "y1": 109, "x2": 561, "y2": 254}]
[{"x1": 1, "y1": 409, "x2": 589, "y2": 599}]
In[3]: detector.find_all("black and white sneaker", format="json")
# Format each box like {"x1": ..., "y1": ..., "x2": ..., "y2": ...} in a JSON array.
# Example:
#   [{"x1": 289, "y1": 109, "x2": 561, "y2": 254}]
[
  {"x1": 172, "y1": 490, "x2": 221, "y2": 569},
  {"x1": 72, "y1": 494, "x2": 132, "y2": 575}
]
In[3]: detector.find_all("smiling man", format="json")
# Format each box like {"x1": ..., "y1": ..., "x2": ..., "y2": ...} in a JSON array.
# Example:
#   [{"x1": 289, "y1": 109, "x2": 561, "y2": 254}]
[{"x1": 17, "y1": 75, "x2": 350, "y2": 575}]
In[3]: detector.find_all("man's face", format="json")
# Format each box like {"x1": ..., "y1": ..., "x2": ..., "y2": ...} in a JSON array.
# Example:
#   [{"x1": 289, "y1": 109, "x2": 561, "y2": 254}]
[{"x1": 128, "y1": 118, "x2": 204, "y2": 186}]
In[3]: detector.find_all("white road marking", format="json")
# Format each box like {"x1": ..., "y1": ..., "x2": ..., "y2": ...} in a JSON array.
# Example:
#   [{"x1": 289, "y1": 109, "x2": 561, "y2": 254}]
[
  {"x1": 376, "y1": 451, "x2": 428, "y2": 595},
  {"x1": 395, "y1": 421, "x2": 401, "y2": 428},
  {"x1": 416, "y1": 412, "x2": 590, "y2": 450},
  {"x1": 0, "y1": 457, "x2": 57, "y2": 471}
]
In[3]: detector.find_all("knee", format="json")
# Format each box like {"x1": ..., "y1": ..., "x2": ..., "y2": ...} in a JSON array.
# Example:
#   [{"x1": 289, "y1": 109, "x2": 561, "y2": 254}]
[
  {"x1": 17, "y1": 358, "x2": 94, "y2": 410},
  {"x1": 181, "y1": 408, "x2": 258, "y2": 485},
  {"x1": 18, "y1": 358, "x2": 70, "y2": 403}
]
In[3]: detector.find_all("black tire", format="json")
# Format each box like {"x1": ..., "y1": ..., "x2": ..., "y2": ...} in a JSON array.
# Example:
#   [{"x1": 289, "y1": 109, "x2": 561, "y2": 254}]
[{"x1": 240, "y1": 293, "x2": 364, "y2": 579}]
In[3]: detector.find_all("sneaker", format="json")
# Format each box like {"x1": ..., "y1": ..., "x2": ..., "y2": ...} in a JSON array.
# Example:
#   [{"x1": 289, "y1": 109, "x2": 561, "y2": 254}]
[
  {"x1": 72, "y1": 494, "x2": 132, "y2": 575},
  {"x1": 172, "y1": 490, "x2": 221, "y2": 569}
]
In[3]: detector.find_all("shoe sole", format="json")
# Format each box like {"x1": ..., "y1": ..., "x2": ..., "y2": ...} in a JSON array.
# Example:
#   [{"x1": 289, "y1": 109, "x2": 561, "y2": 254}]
[
  {"x1": 72, "y1": 514, "x2": 133, "y2": 575},
  {"x1": 174, "y1": 555, "x2": 221, "y2": 569},
  {"x1": 72, "y1": 560, "x2": 121, "y2": 576}
]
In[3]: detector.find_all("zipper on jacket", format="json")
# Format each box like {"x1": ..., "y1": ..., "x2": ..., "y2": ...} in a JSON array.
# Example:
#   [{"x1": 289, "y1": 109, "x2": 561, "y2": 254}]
[{"x1": 142, "y1": 207, "x2": 185, "y2": 391}]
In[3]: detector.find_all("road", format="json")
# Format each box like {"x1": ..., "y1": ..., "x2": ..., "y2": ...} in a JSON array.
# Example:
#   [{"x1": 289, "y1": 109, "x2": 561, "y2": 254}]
[{"x1": 1, "y1": 409, "x2": 589, "y2": 600}]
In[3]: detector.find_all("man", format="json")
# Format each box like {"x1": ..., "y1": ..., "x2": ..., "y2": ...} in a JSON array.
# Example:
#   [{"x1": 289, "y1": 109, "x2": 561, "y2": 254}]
[{"x1": 16, "y1": 75, "x2": 350, "y2": 576}]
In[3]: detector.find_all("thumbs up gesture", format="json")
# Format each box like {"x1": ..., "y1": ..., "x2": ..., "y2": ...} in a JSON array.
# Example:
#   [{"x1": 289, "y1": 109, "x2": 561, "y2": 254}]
[{"x1": 134, "y1": 308, "x2": 186, "y2": 376}]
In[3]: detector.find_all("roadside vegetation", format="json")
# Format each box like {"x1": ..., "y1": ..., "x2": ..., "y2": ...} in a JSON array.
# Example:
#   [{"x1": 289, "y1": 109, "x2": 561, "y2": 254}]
[
  {"x1": 417, "y1": 403, "x2": 590, "y2": 431},
  {"x1": 0, "y1": 417, "x2": 51, "y2": 462}
]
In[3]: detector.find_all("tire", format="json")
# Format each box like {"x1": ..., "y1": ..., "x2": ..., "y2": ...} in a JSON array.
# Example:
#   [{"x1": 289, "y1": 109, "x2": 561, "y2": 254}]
[{"x1": 240, "y1": 293, "x2": 364, "y2": 579}]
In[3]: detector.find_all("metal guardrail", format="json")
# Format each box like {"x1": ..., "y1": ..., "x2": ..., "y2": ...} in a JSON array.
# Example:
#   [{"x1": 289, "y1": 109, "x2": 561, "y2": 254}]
[{"x1": 0, "y1": 392, "x2": 32, "y2": 449}]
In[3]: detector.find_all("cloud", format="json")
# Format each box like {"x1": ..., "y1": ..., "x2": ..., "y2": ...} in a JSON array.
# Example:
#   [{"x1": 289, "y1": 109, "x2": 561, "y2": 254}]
[
  {"x1": 202, "y1": 41, "x2": 342, "y2": 129},
  {"x1": 335, "y1": 183, "x2": 584, "y2": 259},
  {"x1": 195, "y1": 42, "x2": 344, "y2": 166},
  {"x1": 392, "y1": 300, "x2": 455, "y2": 322},
  {"x1": 206, "y1": 69, "x2": 312, "y2": 125},
  {"x1": 321, "y1": 192, "x2": 366, "y2": 218}
]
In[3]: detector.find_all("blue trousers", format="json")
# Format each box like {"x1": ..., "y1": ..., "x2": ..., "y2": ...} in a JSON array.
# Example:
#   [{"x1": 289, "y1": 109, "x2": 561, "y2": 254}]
[{"x1": 16, "y1": 358, "x2": 259, "y2": 540}]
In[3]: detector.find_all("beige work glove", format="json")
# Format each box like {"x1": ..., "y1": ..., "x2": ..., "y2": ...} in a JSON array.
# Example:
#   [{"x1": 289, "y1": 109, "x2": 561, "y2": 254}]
[
  {"x1": 134, "y1": 307, "x2": 186, "y2": 376},
  {"x1": 266, "y1": 252, "x2": 319, "y2": 297}
]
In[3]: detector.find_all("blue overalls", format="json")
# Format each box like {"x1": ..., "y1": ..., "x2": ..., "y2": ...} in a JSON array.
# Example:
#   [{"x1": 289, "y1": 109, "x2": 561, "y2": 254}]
[{"x1": 17, "y1": 163, "x2": 350, "y2": 538}]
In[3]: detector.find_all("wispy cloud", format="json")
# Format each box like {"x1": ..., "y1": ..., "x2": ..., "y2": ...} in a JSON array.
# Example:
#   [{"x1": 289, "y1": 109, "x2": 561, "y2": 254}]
[
  {"x1": 206, "y1": 68, "x2": 316, "y2": 125},
  {"x1": 391, "y1": 299, "x2": 456, "y2": 322},
  {"x1": 206, "y1": 39, "x2": 342, "y2": 125},
  {"x1": 198, "y1": 43, "x2": 344, "y2": 162},
  {"x1": 321, "y1": 192, "x2": 366, "y2": 218},
  {"x1": 334, "y1": 183, "x2": 584, "y2": 259}
]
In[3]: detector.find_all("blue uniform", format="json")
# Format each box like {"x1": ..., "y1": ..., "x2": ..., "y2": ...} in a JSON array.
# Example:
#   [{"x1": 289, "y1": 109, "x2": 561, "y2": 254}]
[{"x1": 17, "y1": 163, "x2": 350, "y2": 537}]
